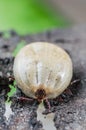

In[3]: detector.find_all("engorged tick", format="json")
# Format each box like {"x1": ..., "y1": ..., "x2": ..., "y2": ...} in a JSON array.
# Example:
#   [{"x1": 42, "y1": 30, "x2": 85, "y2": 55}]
[{"x1": 13, "y1": 42, "x2": 73, "y2": 111}]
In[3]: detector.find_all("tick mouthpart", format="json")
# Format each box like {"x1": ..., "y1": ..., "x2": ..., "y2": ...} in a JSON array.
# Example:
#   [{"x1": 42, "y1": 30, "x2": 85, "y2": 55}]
[{"x1": 35, "y1": 88, "x2": 46, "y2": 101}]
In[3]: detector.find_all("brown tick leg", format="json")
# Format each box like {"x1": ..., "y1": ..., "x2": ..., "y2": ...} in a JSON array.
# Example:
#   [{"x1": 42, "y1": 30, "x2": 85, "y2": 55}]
[
  {"x1": 58, "y1": 96, "x2": 64, "y2": 102},
  {"x1": 61, "y1": 79, "x2": 81, "y2": 98},
  {"x1": 58, "y1": 88, "x2": 73, "y2": 103},
  {"x1": 17, "y1": 97, "x2": 38, "y2": 106},
  {"x1": 59, "y1": 79, "x2": 81, "y2": 103},
  {"x1": 16, "y1": 97, "x2": 34, "y2": 102},
  {"x1": 43, "y1": 99, "x2": 53, "y2": 114},
  {"x1": 64, "y1": 88, "x2": 73, "y2": 96},
  {"x1": 44, "y1": 99, "x2": 51, "y2": 109},
  {"x1": 54, "y1": 80, "x2": 81, "y2": 104},
  {"x1": 9, "y1": 96, "x2": 34, "y2": 103}
]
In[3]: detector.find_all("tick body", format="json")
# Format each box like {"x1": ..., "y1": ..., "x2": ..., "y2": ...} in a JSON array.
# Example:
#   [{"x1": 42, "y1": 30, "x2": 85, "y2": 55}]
[{"x1": 13, "y1": 42, "x2": 73, "y2": 102}]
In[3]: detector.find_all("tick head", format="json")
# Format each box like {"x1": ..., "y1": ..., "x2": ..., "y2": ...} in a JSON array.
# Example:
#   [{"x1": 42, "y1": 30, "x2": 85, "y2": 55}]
[{"x1": 35, "y1": 88, "x2": 46, "y2": 101}]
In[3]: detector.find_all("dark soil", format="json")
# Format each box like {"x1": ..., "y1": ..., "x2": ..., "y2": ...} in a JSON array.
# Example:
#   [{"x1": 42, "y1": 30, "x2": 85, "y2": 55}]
[{"x1": 0, "y1": 27, "x2": 86, "y2": 130}]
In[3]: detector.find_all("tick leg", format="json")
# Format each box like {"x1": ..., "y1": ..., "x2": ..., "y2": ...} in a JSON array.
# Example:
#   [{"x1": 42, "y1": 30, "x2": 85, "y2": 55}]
[
  {"x1": 70, "y1": 79, "x2": 81, "y2": 86},
  {"x1": 16, "y1": 97, "x2": 33, "y2": 101},
  {"x1": 9, "y1": 96, "x2": 34, "y2": 103},
  {"x1": 16, "y1": 97, "x2": 34, "y2": 103},
  {"x1": 59, "y1": 79, "x2": 81, "y2": 102},
  {"x1": 44, "y1": 99, "x2": 51, "y2": 109},
  {"x1": 56, "y1": 88, "x2": 73, "y2": 103},
  {"x1": 43, "y1": 99, "x2": 54, "y2": 114},
  {"x1": 64, "y1": 88, "x2": 73, "y2": 96},
  {"x1": 58, "y1": 96, "x2": 64, "y2": 102}
]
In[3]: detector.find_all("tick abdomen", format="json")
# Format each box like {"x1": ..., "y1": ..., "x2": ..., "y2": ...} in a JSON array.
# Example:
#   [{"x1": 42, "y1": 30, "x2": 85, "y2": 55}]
[{"x1": 13, "y1": 42, "x2": 73, "y2": 99}]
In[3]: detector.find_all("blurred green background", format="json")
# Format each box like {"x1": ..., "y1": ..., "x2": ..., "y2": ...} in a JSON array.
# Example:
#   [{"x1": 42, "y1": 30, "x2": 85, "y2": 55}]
[{"x1": 0, "y1": 0, "x2": 69, "y2": 35}]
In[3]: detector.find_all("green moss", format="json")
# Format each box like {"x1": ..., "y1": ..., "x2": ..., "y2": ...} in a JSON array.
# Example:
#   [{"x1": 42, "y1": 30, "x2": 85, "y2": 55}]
[{"x1": 8, "y1": 84, "x2": 16, "y2": 98}]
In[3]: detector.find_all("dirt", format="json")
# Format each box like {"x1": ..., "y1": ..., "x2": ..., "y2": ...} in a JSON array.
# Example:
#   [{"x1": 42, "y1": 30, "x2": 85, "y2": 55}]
[{"x1": 0, "y1": 27, "x2": 86, "y2": 130}]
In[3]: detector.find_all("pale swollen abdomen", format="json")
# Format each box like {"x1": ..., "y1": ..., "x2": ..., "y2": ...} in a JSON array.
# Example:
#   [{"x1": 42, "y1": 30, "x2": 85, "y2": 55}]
[{"x1": 13, "y1": 42, "x2": 73, "y2": 99}]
